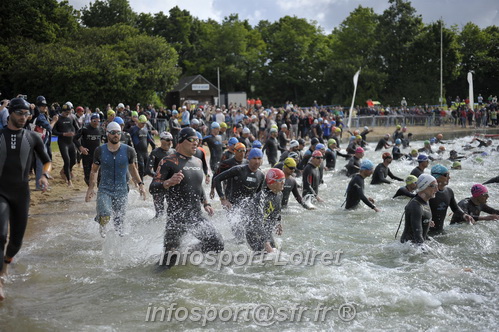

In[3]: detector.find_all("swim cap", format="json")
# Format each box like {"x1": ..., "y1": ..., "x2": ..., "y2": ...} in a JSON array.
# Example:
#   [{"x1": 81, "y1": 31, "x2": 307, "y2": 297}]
[
  {"x1": 430, "y1": 138, "x2": 436, "y2": 144},
  {"x1": 8, "y1": 98, "x2": 30, "y2": 114},
  {"x1": 315, "y1": 143, "x2": 326, "y2": 150},
  {"x1": 364, "y1": 126, "x2": 369, "y2": 130},
  {"x1": 284, "y1": 157, "x2": 297, "y2": 169},
  {"x1": 439, "y1": 146, "x2": 446, "y2": 151},
  {"x1": 138, "y1": 115, "x2": 147, "y2": 123},
  {"x1": 384, "y1": 133, "x2": 390, "y2": 138},
  {"x1": 335, "y1": 127, "x2": 341, "y2": 132},
  {"x1": 416, "y1": 174, "x2": 437, "y2": 192},
  {"x1": 269, "y1": 128, "x2": 278, "y2": 133},
  {"x1": 91, "y1": 113, "x2": 100, "y2": 120},
  {"x1": 431, "y1": 164, "x2": 449, "y2": 179},
  {"x1": 107, "y1": 110, "x2": 115, "y2": 117},
  {"x1": 266, "y1": 168, "x2": 285, "y2": 185},
  {"x1": 331, "y1": 121, "x2": 336, "y2": 125},
  {"x1": 475, "y1": 157, "x2": 484, "y2": 163},
  {"x1": 312, "y1": 150, "x2": 323, "y2": 158},
  {"x1": 395, "y1": 139, "x2": 401, "y2": 145},
  {"x1": 211, "y1": 122, "x2": 220, "y2": 129},
  {"x1": 353, "y1": 130, "x2": 360, "y2": 136},
  {"x1": 234, "y1": 142, "x2": 246, "y2": 151},
  {"x1": 411, "y1": 149, "x2": 418, "y2": 155},
  {"x1": 382, "y1": 152, "x2": 392, "y2": 159},
  {"x1": 355, "y1": 135, "x2": 362, "y2": 140},
  {"x1": 196, "y1": 131, "x2": 202, "y2": 139},
  {"x1": 350, "y1": 136, "x2": 356, "y2": 141},
  {"x1": 471, "y1": 184, "x2": 488, "y2": 198},
  {"x1": 252, "y1": 140, "x2": 262, "y2": 148},
  {"x1": 248, "y1": 148, "x2": 263, "y2": 160},
  {"x1": 396, "y1": 125, "x2": 401, "y2": 129},
  {"x1": 178, "y1": 127, "x2": 198, "y2": 143},
  {"x1": 298, "y1": 138, "x2": 306, "y2": 145},
  {"x1": 355, "y1": 147, "x2": 365, "y2": 154},
  {"x1": 327, "y1": 138, "x2": 337, "y2": 146},
  {"x1": 172, "y1": 110, "x2": 178, "y2": 115},
  {"x1": 191, "y1": 119, "x2": 200, "y2": 126},
  {"x1": 131, "y1": 111, "x2": 139, "y2": 117},
  {"x1": 311, "y1": 138, "x2": 319, "y2": 145},
  {"x1": 117, "y1": 103, "x2": 124, "y2": 109},
  {"x1": 271, "y1": 124, "x2": 278, "y2": 129},
  {"x1": 281, "y1": 123, "x2": 287, "y2": 128},
  {"x1": 106, "y1": 122, "x2": 121, "y2": 132},
  {"x1": 288, "y1": 152, "x2": 299, "y2": 159},
  {"x1": 76, "y1": 106, "x2": 84, "y2": 113},
  {"x1": 160, "y1": 132, "x2": 173, "y2": 140},
  {"x1": 318, "y1": 118, "x2": 323, "y2": 122},
  {"x1": 289, "y1": 140, "x2": 299, "y2": 149},
  {"x1": 451, "y1": 161, "x2": 461, "y2": 169},
  {"x1": 360, "y1": 159, "x2": 374, "y2": 171},
  {"x1": 424, "y1": 140, "x2": 431, "y2": 145},
  {"x1": 220, "y1": 122, "x2": 228, "y2": 129},
  {"x1": 242, "y1": 127, "x2": 251, "y2": 134},
  {"x1": 417, "y1": 154, "x2": 428, "y2": 162},
  {"x1": 228, "y1": 137, "x2": 239, "y2": 146},
  {"x1": 405, "y1": 175, "x2": 418, "y2": 185}
]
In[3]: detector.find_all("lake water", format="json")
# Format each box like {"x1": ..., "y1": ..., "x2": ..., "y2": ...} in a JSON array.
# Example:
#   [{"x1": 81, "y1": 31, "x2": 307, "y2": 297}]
[{"x1": 1, "y1": 135, "x2": 498, "y2": 331}]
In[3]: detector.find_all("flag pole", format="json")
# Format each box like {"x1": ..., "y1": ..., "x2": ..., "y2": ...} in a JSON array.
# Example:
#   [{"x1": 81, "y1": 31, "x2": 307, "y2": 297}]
[{"x1": 347, "y1": 68, "x2": 361, "y2": 129}]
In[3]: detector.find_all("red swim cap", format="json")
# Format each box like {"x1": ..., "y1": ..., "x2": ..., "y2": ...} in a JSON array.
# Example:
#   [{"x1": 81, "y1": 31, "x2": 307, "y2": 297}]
[{"x1": 266, "y1": 168, "x2": 285, "y2": 185}]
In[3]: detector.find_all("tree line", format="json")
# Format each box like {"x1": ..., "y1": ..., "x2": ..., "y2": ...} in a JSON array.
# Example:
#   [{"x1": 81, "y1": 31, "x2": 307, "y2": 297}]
[{"x1": 0, "y1": 0, "x2": 497, "y2": 109}]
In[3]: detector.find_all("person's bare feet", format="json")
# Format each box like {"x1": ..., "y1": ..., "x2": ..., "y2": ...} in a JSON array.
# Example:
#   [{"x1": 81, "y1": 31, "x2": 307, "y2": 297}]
[{"x1": 0, "y1": 264, "x2": 8, "y2": 301}]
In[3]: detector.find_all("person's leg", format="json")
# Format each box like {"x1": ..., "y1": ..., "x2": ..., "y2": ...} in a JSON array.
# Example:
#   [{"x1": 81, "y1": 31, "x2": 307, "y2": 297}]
[
  {"x1": 0, "y1": 195, "x2": 11, "y2": 275},
  {"x1": 159, "y1": 221, "x2": 187, "y2": 267},
  {"x1": 96, "y1": 192, "x2": 113, "y2": 237},
  {"x1": 190, "y1": 217, "x2": 224, "y2": 253},
  {"x1": 82, "y1": 154, "x2": 93, "y2": 186},
  {"x1": 152, "y1": 193, "x2": 165, "y2": 218},
  {"x1": 112, "y1": 194, "x2": 128, "y2": 235}
]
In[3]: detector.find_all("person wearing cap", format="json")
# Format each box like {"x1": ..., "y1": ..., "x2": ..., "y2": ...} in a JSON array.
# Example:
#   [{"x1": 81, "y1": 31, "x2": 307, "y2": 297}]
[
  {"x1": 278, "y1": 139, "x2": 301, "y2": 163},
  {"x1": 393, "y1": 175, "x2": 418, "y2": 198},
  {"x1": 129, "y1": 115, "x2": 156, "y2": 180},
  {"x1": 345, "y1": 135, "x2": 359, "y2": 155},
  {"x1": 202, "y1": 122, "x2": 224, "y2": 173},
  {"x1": 221, "y1": 137, "x2": 239, "y2": 162},
  {"x1": 448, "y1": 150, "x2": 465, "y2": 162},
  {"x1": 263, "y1": 127, "x2": 279, "y2": 166},
  {"x1": 344, "y1": 160, "x2": 380, "y2": 211},
  {"x1": 280, "y1": 158, "x2": 310, "y2": 209},
  {"x1": 375, "y1": 134, "x2": 392, "y2": 151},
  {"x1": 244, "y1": 168, "x2": 285, "y2": 252},
  {"x1": 371, "y1": 153, "x2": 404, "y2": 185},
  {"x1": 451, "y1": 161, "x2": 462, "y2": 170},
  {"x1": 113, "y1": 116, "x2": 132, "y2": 146},
  {"x1": 168, "y1": 110, "x2": 181, "y2": 147},
  {"x1": 392, "y1": 139, "x2": 404, "y2": 160},
  {"x1": 278, "y1": 124, "x2": 290, "y2": 152},
  {"x1": 302, "y1": 150, "x2": 324, "y2": 202},
  {"x1": 123, "y1": 111, "x2": 139, "y2": 132},
  {"x1": 324, "y1": 139, "x2": 341, "y2": 171},
  {"x1": 359, "y1": 126, "x2": 373, "y2": 147},
  {"x1": 213, "y1": 148, "x2": 265, "y2": 241},
  {"x1": 146, "y1": 132, "x2": 175, "y2": 218},
  {"x1": 399, "y1": 174, "x2": 438, "y2": 244},
  {"x1": 418, "y1": 140, "x2": 434, "y2": 156},
  {"x1": 392, "y1": 124, "x2": 404, "y2": 142},
  {"x1": 410, "y1": 154, "x2": 429, "y2": 178},
  {"x1": 150, "y1": 127, "x2": 224, "y2": 268},
  {"x1": 53, "y1": 100, "x2": 80, "y2": 186},
  {"x1": 210, "y1": 142, "x2": 247, "y2": 199},
  {"x1": 239, "y1": 127, "x2": 253, "y2": 149},
  {"x1": 450, "y1": 184, "x2": 499, "y2": 224},
  {"x1": 298, "y1": 137, "x2": 319, "y2": 170},
  {"x1": 428, "y1": 164, "x2": 474, "y2": 235},
  {"x1": 345, "y1": 147, "x2": 365, "y2": 177},
  {"x1": 0, "y1": 98, "x2": 53, "y2": 301},
  {"x1": 330, "y1": 127, "x2": 342, "y2": 148},
  {"x1": 73, "y1": 113, "x2": 105, "y2": 185}
]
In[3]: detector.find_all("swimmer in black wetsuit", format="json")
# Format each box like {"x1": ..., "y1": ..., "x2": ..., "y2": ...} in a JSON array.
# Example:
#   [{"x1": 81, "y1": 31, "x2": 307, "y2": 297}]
[
  {"x1": 428, "y1": 165, "x2": 473, "y2": 235},
  {"x1": 213, "y1": 148, "x2": 265, "y2": 241},
  {"x1": 0, "y1": 98, "x2": 52, "y2": 300},
  {"x1": 74, "y1": 113, "x2": 105, "y2": 185},
  {"x1": 129, "y1": 115, "x2": 156, "y2": 180},
  {"x1": 150, "y1": 127, "x2": 224, "y2": 268},
  {"x1": 147, "y1": 132, "x2": 175, "y2": 218},
  {"x1": 393, "y1": 175, "x2": 418, "y2": 199},
  {"x1": 400, "y1": 174, "x2": 438, "y2": 245},
  {"x1": 221, "y1": 137, "x2": 239, "y2": 162},
  {"x1": 371, "y1": 152, "x2": 404, "y2": 185},
  {"x1": 375, "y1": 134, "x2": 391, "y2": 151},
  {"x1": 344, "y1": 160, "x2": 380, "y2": 211},
  {"x1": 245, "y1": 168, "x2": 285, "y2": 252},
  {"x1": 450, "y1": 184, "x2": 499, "y2": 224},
  {"x1": 302, "y1": 150, "x2": 324, "y2": 202},
  {"x1": 203, "y1": 122, "x2": 224, "y2": 174},
  {"x1": 410, "y1": 154, "x2": 429, "y2": 178},
  {"x1": 210, "y1": 142, "x2": 246, "y2": 199},
  {"x1": 281, "y1": 158, "x2": 309, "y2": 209},
  {"x1": 345, "y1": 147, "x2": 364, "y2": 177},
  {"x1": 263, "y1": 128, "x2": 279, "y2": 166}
]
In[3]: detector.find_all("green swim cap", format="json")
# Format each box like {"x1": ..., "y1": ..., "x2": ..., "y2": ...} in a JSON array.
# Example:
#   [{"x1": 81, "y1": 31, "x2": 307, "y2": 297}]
[
  {"x1": 405, "y1": 175, "x2": 418, "y2": 185},
  {"x1": 328, "y1": 138, "x2": 337, "y2": 146}
]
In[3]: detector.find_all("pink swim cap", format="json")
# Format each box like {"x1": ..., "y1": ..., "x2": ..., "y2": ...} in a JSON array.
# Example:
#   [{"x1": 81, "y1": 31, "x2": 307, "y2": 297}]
[{"x1": 471, "y1": 184, "x2": 488, "y2": 198}]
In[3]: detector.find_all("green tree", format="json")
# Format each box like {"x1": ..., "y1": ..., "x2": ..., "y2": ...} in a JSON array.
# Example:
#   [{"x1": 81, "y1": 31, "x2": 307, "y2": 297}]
[{"x1": 81, "y1": 0, "x2": 136, "y2": 28}]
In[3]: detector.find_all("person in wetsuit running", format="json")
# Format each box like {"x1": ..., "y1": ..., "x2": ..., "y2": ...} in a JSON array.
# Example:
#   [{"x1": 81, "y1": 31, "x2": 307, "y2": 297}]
[
  {"x1": 344, "y1": 160, "x2": 380, "y2": 211},
  {"x1": 428, "y1": 164, "x2": 473, "y2": 235},
  {"x1": 281, "y1": 158, "x2": 309, "y2": 209},
  {"x1": 450, "y1": 184, "x2": 499, "y2": 224},
  {"x1": 128, "y1": 115, "x2": 156, "y2": 180},
  {"x1": 52, "y1": 101, "x2": 80, "y2": 186},
  {"x1": 263, "y1": 128, "x2": 279, "y2": 166},
  {"x1": 150, "y1": 127, "x2": 224, "y2": 268},
  {"x1": 210, "y1": 142, "x2": 247, "y2": 199},
  {"x1": 371, "y1": 152, "x2": 404, "y2": 185},
  {"x1": 245, "y1": 168, "x2": 285, "y2": 252},
  {"x1": 203, "y1": 122, "x2": 224, "y2": 174},
  {"x1": 213, "y1": 148, "x2": 265, "y2": 241},
  {"x1": 400, "y1": 174, "x2": 438, "y2": 245},
  {"x1": 74, "y1": 113, "x2": 105, "y2": 185},
  {"x1": 147, "y1": 132, "x2": 175, "y2": 218},
  {"x1": 0, "y1": 98, "x2": 52, "y2": 301}
]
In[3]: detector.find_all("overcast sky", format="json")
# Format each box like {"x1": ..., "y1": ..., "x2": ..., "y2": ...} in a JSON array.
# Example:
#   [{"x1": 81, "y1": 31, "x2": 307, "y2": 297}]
[{"x1": 66, "y1": 0, "x2": 498, "y2": 32}]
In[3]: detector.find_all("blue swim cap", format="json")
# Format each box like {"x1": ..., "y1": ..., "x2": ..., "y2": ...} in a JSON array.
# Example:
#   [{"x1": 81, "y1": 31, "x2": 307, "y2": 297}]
[
  {"x1": 360, "y1": 159, "x2": 374, "y2": 170},
  {"x1": 196, "y1": 131, "x2": 202, "y2": 139},
  {"x1": 228, "y1": 137, "x2": 239, "y2": 146},
  {"x1": 248, "y1": 148, "x2": 263, "y2": 160},
  {"x1": 211, "y1": 122, "x2": 220, "y2": 129},
  {"x1": 395, "y1": 138, "x2": 401, "y2": 145},
  {"x1": 315, "y1": 143, "x2": 326, "y2": 150},
  {"x1": 417, "y1": 154, "x2": 429, "y2": 162},
  {"x1": 431, "y1": 164, "x2": 449, "y2": 178},
  {"x1": 252, "y1": 140, "x2": 262, "y2": 148},
  {"x1": 172, "y1": 110, "x2": 178, "y2": 115},
  {"x1": 113, "y1": 116, "x2": 124, "y2": 125},
  {"x1": 430, "y1": 138, "x2": 436, "y2": 143}
]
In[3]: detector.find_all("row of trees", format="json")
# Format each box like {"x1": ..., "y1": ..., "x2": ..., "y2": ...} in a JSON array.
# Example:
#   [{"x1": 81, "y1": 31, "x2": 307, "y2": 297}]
[{"x1": 1, "y1": 0, "x2": 498, "y2": 108}]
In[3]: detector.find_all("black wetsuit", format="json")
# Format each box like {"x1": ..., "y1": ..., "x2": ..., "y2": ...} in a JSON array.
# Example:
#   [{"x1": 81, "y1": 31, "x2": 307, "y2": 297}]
[
  {"x1": 400, "y1": 196, "x2": 432, "y2": 244},
  {"x1": 392, "y1": 146, "x2": 404, "y2": 160},
  {"x1": 393, "y1": 186, "x2": 416, "y2": 199},
  {"x1": 194, "y1": 148, "x2": 209, "y2": 176},
  {"x1": 483, "y1": 176, "x2": 499, "y2": 185},
  {"x1": 410, "y1": 166, "x2": 425, "y2": 178},
  {"x1": 324, "y1": 148, "x2": 337, "y2": 170},
  {"x1": 169, "y1": 117, "x2": 181, "y2": 147},
  {"x1": 302, "y1": 163, "x2": 320, "y2": 198},
  {"x1": 213, "y1": 164, "x2": 264, "y2": 205},
  {"x1": 129, "y1": 125, "x2": 155, "y2": 180},
  {"x1": 53, "y1": 114, "x2": 79, "y2": 182},
  {"x1": 74, "y1": 124, "x2": 105, "y2": 185},
  {"x1": 147, "y1": 147, "x2": 175, "y2": 218},
  {"x1": 263, "y1": 136, "x2": 279, "y2": 166},
  {"x1": 150, "y1": 152, "x2": 224, "y2": 255},
  {"x1": 221, "y1": 149, "x2": 234, "y2": 163},
  {"x1": 298, "y1": 148, "x2": 314, "y2": 170},
  {"x1": 345, "y1": 156, "x2": 361, "y2": 177},
  {"x1": 345, "y1": 174, "x2": 375, "y2": 210},
  {"x1": 428, "y1": 187, "x2": 465, "y2": 235},
  {"x1": 203, "y1": 134, "x2": 223, "y2": 173},
  {"x1": 245, "y1": 187, "x2": 283, "y2": 251},
  {"x1": 0, "y1": 128, "x2": 50, "y2": 272},
  {"x1": 371, "y1": 163, "x2": 403, "y2": 184},
  {"x1": 450, "y1": 198, "x2": 499, "y2": 224},
  {"x1": 278, "y1": 131, "x2": 288, "y2": 152},
  {"x1": 119, "y1": 131, "x2": 132, "y2": 146},
  {"x1": 282, "y1": 176, "x2": 306, "y2": 208},
  {"x1": 375, "y1": 138, "x2": 390, "y2": 151}
]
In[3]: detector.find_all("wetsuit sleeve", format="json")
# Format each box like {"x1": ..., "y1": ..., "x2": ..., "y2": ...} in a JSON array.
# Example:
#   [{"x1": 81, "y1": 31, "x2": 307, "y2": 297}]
[
  {"x1": 146, "y1": 151, "x2": 157, "y2": 177},
  {"x1": 213, "y1": 166, "x2": 240, "y2": 198},
  {"x1": 31, "y1": 132, "x2": 51, "y2": 164},
  {"x1": 93, "y1": 146, "x2": 102, "y2": 165},
  {"x1": 374, "y1": 165, "x2": 391, "y2": 184},
  {"x1": 127, "y1": 145, "x2": 138, "y2": 164},
  {"x1": 387, "y1": 169, "x2": 403, "y2": 181},
  {"x1": 200, "y1": 150, "x2": 209, "y2": 175},
  {"x1": 448, "y1": 189, "x2": 465, "y2": 219},
  {"x1": 147, "y1": 131, "x2": 156, "y2": 149},
  {"x1": 353, "y1": 181, "x2": 375, "y2": 209},
  {"x1": 291, "y1": 180, "x2": 305, "y2": 206},
  {"x1": 482, "y1": 204, "x2": 499, "y2": 215},
  {"x1": 73, "y1": 127, "x2": 84, "y2": 149},
  {"x1": 150, "y1": 156, "x2": 176, "y2": 193},
  {"x1": 483, "y1": 176, "x2": 499, "y2": 185},
  {"x1": 406, "y1": 202, "x2": 425, "y2": 244}
]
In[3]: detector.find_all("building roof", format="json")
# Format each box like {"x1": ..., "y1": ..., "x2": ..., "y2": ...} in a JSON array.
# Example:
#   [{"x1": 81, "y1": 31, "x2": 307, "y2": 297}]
[{"x1": 172, "y1": 74, "x2": 219, "y2": 92}]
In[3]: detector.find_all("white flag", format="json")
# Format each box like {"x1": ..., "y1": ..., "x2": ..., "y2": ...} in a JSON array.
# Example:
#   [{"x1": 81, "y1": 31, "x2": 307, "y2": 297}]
[
  {"x1": 467, "y1": 72, "x2": 474, "y2": 111},
  {"x1": 348, "y1": 68, "x2": 361, "y2": 128}
]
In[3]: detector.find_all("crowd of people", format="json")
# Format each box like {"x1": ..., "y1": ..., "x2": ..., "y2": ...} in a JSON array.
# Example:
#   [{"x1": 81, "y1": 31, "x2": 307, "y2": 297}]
[{"x1": 1, "y1": 95, "x2": 499, "y2": 300}]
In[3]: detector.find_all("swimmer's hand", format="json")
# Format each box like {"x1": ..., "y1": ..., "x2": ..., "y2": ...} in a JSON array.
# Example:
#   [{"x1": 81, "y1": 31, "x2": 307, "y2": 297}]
[
  {"x1": 220, "y1": 198, "x2": 232, "y2": 210},
  {"x1": 209, "y1": 189, "x2": 215, "y2": 200},
  {"x1": 204, "y1": 204, "x2": 214, "y2": 216},
  {"x1": 165, "y1": 171, "x2": 184, "y2": 188},
  {"x1": 429, "y1": 220, "x2": 435, "y2": 228}
]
